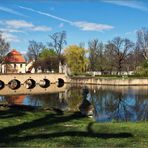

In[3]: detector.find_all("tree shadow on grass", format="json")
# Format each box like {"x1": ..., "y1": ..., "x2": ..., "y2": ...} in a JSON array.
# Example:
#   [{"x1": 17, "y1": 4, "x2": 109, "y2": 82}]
[
  {"x1": 0, "y1": 109, "x2": 133, "y2": 146},
  {"x1": 13, "y1": 130, "x2": 133, "y2": 140},
  {"x1": 0, "y1": 109, "x2": 24, "y2": 119},
  {"x1": 0, "y1": 105, "x2": 36, "y2": 119}
]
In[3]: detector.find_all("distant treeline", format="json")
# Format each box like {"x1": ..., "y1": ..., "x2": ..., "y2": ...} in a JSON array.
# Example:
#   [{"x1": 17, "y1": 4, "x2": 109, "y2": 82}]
[{"x1": 1, "y1": 28, "x2": 148, "y2": 75}]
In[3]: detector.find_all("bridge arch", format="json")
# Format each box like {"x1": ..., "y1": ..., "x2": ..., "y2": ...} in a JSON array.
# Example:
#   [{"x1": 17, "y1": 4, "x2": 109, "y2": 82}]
[
  {"x1": 8, "y1": 79, "x2": 21, "y2": 90},
  {"x1": 0, "y1": 80, "x2": 5, "y2": 89},
  {"x1": 57, "y1": 78, "x2": 64, "y2": 87},
  {"x1": 24, "y1": 79, "x2": 36, "y2": 89},
  {"x1": 39, "y1": 79, "x2": 50, "y2": 88}
]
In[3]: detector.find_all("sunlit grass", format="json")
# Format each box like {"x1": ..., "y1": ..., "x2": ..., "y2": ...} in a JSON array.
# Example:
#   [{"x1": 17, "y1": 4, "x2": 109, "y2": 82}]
[{"x1": 0, "y1": 107, "x2": 147, "y2": 147}]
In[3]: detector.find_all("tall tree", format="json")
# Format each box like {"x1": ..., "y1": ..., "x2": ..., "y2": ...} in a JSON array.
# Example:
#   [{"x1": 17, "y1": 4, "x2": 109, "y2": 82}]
[
  {"x1": 126, "y1": 47, "x2": 144, "y2": 71},
  {"x1": 64, "y1": 45, "x2": 88, "y2": 74},
  {"x1": 88, "y1": 39, "x2": 99, "y2": 71},
  {"x1": 104, "y1": 44, "x2": 115, "y2": 74},
  {"x1": 136, "y1": 28, "x2": 148, "y2": 60},
  {"x1": 88, "y1": 39, "x2": 106, "y2": 73},
  {"x1": 106, "y1": 37, "x2": 134, "y2": 74},
  {"x1": 48, "y1": 31, "x2": 66, "y2": 58},
  {"x1": 27, "y1": 40, "x2": 44, "y2": 61},
  {"x1": 0, "y1": 32, "x2": 10, "y2": 63}
]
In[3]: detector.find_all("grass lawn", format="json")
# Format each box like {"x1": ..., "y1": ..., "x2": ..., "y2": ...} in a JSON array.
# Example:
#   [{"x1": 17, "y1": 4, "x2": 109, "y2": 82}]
[{"x1": 0, "y1": 106, "x2": 148, "y2": 147}]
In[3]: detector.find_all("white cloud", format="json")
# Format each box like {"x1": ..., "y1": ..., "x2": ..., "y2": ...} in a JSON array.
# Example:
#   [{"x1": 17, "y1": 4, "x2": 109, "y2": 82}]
[
  {"x1": 5, "y1": 20, "x2": 34, "y2": 29},
  {"x1": 0, "y1": 19, "x2": 52, "y2": 43},
  {"x1": 2, "y1": 32, "x2": 20, "y2": 42},
  {"x1": 103, "y1": 0, "x2": 148, "y2": 11},
  {"x1": 18, "y1": 6, "x2": 114, "y2": 32},
  {"x1": 0, "y1": 6, "x2": 26, "y2": 16},
  {"x1": 1, "y1": 20, "x2": 52, "y2": 32},
  {"x1": 32, "y1": 26, "x2": 52, "y2": 31},
  {"x1": 0, "y1": 28, "x2": 24, "y2": 33},
  {"x1": 74, "y1": 21, "x2": 114, "y2": 31}
]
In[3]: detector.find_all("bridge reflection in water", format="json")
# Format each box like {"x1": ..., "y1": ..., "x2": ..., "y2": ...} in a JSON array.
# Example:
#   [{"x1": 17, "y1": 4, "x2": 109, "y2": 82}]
[
  {"x1": 0, "y1": 83, "x2": 66, "y2": 96},
  {"x1": 0, "y1": 84, "x2": 148, "y2": 122}
]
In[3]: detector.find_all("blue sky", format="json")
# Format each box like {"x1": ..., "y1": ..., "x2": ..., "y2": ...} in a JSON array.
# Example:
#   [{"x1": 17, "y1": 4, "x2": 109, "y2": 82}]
[{"x1": 0, "y1": 0, "x2": 148, "y2": 53}]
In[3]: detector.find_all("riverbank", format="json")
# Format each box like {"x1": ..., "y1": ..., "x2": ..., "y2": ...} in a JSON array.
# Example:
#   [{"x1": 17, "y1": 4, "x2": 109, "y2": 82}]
[
  {"x1": 1, "y1": 73, "x2": 148, "y2": 86},
  {"x1": 69, "y1": 76, "x2": 148, "y2": 85},
  {"x1": 0, "y1": 106, "x2": 147, "y2": 147}
]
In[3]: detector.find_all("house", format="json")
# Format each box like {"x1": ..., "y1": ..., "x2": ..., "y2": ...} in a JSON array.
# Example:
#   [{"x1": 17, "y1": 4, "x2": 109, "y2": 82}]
[
  {"x1": 0, "y1": 49, "x2": 35, "y2": 73},
  {"x1": 1, "y1": 49, "x2": 26, "y2": 73}
]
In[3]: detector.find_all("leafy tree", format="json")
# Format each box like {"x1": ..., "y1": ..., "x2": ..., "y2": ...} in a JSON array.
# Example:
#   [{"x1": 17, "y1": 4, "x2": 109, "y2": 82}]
[
  {"x1": 64, "y1": 45, "x2": 88, "y2": 74},
  {"x1": 0, "y1": 32, "x2": 10, "y2": 63},
  {"x1": 48, "y1": 31, "x2": 66, "y2": 57},
  {"x1": 27, "y1": 40, "x2": 44, "y2": 61},
  {"x1": 39, "y1": 48, "x2": 57, "y2": 59},
  {"x1": 135, "y1": 60, "x2": 148, "y2": 75},
  {"x1": 34, "y1": 53, "x2": 65, "y2": 73},
  {"x1": 143, "y1": 60, "x2": 148, "y2": 68}
]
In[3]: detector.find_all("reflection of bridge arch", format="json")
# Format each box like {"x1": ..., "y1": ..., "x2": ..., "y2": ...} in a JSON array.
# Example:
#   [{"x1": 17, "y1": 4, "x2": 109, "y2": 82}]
[
  {"x1": 0, "y1": 80, "x2": 5, "y2": 89},
  {"x1": 0, "y1": 84, "x2": 67, "y2": 95},
  {"x1": 24, "y1": 79, "x2": 36, "y2": 89},
  {"x1": 8, "y1": 79, "x2": 21, "y2": 90}
]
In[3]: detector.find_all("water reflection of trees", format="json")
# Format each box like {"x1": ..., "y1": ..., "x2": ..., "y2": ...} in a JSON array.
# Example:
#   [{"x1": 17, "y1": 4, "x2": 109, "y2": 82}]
[
  {"x1": 88, "y1": 88, "x2": 148, "y2": 121},
  {"x1": 0, "y1": 96, "x2": 7, "y2": 104},
  {"x1": 27, "y1": 93, "x2": 68, "y2": 111},
  {"x1": 26, "y1": 87, "x2": 84, "y2": 112},
  {"x1": 65, "y1": 86, "x2": 83, "y2": 111},
  {"x1": 1, "y1": 85, "x2": 147, "y2": 121},
  {"x1": 133, "y1": 94, "x2": 148, "y2": 121}
]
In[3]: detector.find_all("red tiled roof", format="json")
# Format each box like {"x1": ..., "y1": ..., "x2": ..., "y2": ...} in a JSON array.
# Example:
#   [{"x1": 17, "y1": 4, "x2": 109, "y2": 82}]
[{"x1": 5, "y1": 49, "x2": 26, "y2": 63}]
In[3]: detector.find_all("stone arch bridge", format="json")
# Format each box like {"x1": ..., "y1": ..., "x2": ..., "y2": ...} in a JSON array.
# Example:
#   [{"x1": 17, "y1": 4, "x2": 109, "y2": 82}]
[{"x1": 0, "y1": 73, "x2": 69, "y2": 90}]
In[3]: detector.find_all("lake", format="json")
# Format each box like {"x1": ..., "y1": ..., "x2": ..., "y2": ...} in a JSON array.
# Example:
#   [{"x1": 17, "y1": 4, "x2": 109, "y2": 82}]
[{"x1": 0, "y1": 84, "x2": 148, "y2": 122}]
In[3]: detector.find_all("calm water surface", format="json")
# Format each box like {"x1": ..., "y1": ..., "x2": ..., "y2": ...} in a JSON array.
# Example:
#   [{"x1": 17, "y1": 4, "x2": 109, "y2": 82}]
[{"x1": 0, "y1": 84, "x2": 148, "y2": 122}]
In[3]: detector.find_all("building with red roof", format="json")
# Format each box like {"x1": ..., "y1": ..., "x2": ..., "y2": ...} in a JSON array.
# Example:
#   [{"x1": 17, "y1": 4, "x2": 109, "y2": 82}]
[
  {"x1": 4, "y1": 49, "x2": 26, "y2": 63},
  {"x1": 1, "y1": 49, "x2": 27, "y2": 73}
]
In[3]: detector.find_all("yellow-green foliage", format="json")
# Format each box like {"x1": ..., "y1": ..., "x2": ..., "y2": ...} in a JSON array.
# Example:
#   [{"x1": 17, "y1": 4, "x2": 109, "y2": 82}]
[
  {"x1": 64, "y1": 45, "x2": 88, "y2": 74},
  {"x1": 39, "y1": 48, "x2": 56, "y2": 60}
]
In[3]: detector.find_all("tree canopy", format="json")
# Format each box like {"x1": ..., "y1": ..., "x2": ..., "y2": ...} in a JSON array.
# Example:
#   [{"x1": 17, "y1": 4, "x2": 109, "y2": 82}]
[
  {"x1": 39, "y1": 48, "x2": 57, "y2": 60},
  {"x1": 27, "y1": 40, "x2": 44, "y2": 61},
  {"x1": 64, "y1": 45, "x2": 88, "y2": 74}
]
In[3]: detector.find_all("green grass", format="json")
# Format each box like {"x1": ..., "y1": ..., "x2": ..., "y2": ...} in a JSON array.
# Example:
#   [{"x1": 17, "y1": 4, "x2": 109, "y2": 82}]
[{"x1": 0, "y1": 106, "x2": 148, "y2": 147}]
